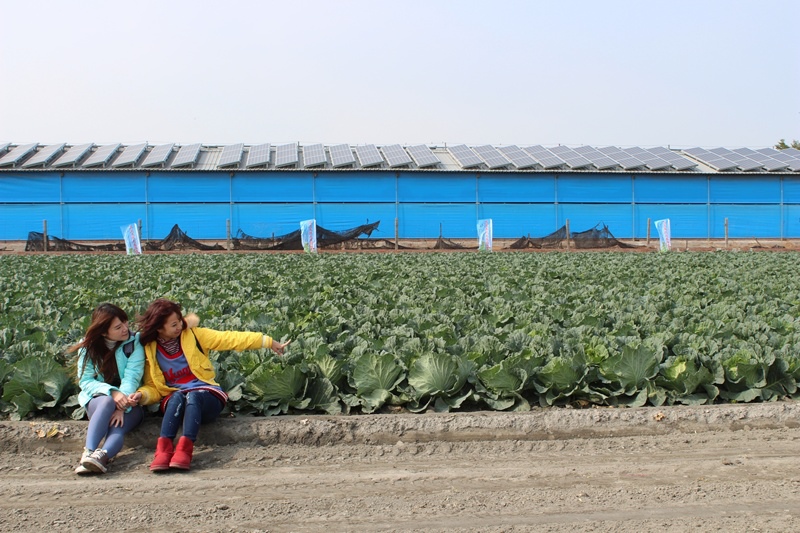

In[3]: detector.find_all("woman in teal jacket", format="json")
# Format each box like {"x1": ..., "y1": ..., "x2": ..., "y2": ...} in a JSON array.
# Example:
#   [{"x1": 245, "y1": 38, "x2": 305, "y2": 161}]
[{"x1": 70, "y1": 303, "x2": 145, "y2": 474}]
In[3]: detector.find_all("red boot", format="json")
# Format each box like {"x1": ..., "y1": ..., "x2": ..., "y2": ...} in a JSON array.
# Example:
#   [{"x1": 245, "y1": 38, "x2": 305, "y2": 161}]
[
  {"x1": 170, "y1": 436, "x2": 194, "y2": 470},
  {"x1": 149, "y1": 437, "x2": 174, "y2": 471}
]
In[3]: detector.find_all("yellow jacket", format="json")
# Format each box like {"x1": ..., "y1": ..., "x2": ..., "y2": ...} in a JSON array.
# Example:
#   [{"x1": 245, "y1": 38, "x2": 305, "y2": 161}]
[{"x1": 137, "y1": 327, "x2": 269, "y2": 406}]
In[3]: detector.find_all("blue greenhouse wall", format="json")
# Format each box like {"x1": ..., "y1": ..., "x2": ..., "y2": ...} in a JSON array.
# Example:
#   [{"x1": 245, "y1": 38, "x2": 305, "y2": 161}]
[{"x1": 1, "y1": 170, "x2": 798, "y2": 241}]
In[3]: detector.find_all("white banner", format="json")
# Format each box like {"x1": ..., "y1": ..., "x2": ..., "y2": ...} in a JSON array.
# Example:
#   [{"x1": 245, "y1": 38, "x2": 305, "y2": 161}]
[
  {"x1": 654, "y1": 219, "x2": 671, "y2": 252},
  {"x1": 477, "y1": 219, "x2": 493, "y2": 252},
  {"x1": 120, "y1": 223, "x2": 142, "y2": 255},
  {"x1": 300, "y1": 219, "x2": 317, "y2": 253}
]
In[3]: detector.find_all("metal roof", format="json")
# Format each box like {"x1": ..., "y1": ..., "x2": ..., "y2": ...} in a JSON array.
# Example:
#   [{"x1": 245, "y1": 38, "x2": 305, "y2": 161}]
[{"x1": 1, "y1": 142, "x2": 798, "y2": 173}]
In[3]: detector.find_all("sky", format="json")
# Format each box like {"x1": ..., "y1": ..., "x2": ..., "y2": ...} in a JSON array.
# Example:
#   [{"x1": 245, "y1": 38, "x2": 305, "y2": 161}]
[{"x1": 1, "y1": 0, "x2": 798, "y2": 150}]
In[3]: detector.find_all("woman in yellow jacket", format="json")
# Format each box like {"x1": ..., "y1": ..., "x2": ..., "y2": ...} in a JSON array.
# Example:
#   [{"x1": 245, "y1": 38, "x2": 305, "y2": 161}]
[{"x1": 131, "y1": 298, "x2": 289, "y2": 472}]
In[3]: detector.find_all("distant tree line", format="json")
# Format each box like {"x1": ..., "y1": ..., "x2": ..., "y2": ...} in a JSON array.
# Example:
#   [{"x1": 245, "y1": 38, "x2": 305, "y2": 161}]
[{"x1": 775, "y1": 139, "x2": 800, "y2": 150}]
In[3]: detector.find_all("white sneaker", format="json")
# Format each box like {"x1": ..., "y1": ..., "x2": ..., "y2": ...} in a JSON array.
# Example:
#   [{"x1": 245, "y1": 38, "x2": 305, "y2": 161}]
[
  {"x1": 75, "y1": 448, "x2": 94, "y2": 475},
  {"x1": 81, "y1": 449, "x2": 109, "y2": 474}
]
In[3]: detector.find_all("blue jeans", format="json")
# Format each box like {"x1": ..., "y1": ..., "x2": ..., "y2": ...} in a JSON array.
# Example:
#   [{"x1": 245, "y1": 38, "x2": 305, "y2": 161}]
[
  {"x1": 85, "y1": 395, "x2": 144, "y2": 458},
  {"x1": 160, "y1": 390, "x2": 224, "y2": 442}
]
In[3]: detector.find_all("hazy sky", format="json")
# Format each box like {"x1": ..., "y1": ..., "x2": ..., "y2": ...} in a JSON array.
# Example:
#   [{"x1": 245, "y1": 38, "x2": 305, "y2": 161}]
[{"x1": 1, "y1": 0, "x2": 798, "y2": 149}]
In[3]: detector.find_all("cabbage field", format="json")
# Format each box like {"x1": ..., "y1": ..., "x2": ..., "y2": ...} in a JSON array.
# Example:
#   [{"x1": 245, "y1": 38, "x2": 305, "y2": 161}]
[{"x1": 2, "y1": 251, "x2": 800, "y2": 420}]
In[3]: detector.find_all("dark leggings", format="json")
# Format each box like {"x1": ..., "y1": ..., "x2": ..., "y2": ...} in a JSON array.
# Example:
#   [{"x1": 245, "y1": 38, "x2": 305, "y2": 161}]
[
  {"x1": 85, "y1": 395, "x2": 144, "y2": 458},
  {"x1": 160, "y1": 390, "x2": 224, "y2": 441}
]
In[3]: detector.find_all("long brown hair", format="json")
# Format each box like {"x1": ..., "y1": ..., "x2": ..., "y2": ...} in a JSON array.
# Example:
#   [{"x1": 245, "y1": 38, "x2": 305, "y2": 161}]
[
  {"x1": 137, "y1": 299, "x2": 187, "y2": 346},
  {"x1": 68, "y1": 303, "x2": 128, "y2": 382}
]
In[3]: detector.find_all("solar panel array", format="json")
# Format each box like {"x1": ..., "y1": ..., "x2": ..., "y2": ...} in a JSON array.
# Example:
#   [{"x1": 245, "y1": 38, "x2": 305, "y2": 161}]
[
  {"x1": 53, "y1": 143, "x2": 94, "y2": 167},
  {"x1": 0, "y1": 143, "x2": 39, "y2": 167},
  {"x1": 302, "y1": 144, "x2": 327, "y2": 167},
  {"x1": 275, "y1": 143, "x2": 299, "y2": 168},
  {"x1": 523, "y1": 145, "x2": 567, "y2": 169},
  {"x1": 572, "y1": 146, "x2": 620, "y2": 170},
  {"x1": 141, "y1": 143, "x2": 175, "y2": 167},
  {"x1": 83, "y1": 144, "x2": 121, "y2": 167},
  {"x1": 246, "y1": 143, "x2": 271, "y2": 168},
  {"x1": 406, "y1": 144, "x2": 441, "y2": 168},
  {"x1": 1, "y1": 141, "x2": 799, "y2": 173},
  {"x1": 171, "y1": 144, "x2": 202, "y2": 168},
  {"x1": 473, "y1": 145, "x2": 512, "y2": 169},
  {"x1": 217, "y1": 143, "x2": 244, "y2": 168},
  {"x1": 447, "y1": 145, "x2": 483, "y2": 168},
  {"x1": 22, "y1": 143, "x2": 66, "y2": 168},
  {"x1": 682, "y1": 147, "x2": 800, "y2": 172},
  {"x1": 549, "y1": 146, "x2": 594, "y2": 169},
  {"x1": 497, "y1": 145, "x2": 538, "y2": 169},
  {"x1": 330, "y1": 144, "x2": 356, "y2": 167},
  {"x1": 380, "y1": 144, "x2": 413, "y2": 168},
  {"x1": 355, "y1": 144, "x2": 383, "y2": 167},
  {"x1": 112, "y1": 143, "x2": 147, "y2": 167}
]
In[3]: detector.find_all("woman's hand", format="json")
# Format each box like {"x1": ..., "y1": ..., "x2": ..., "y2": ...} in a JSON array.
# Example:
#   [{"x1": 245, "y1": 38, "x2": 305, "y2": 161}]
[
  {"x1": 111, "y1": 389, "x2": 129, "y2": 410},
  {"x1": 184, "y1": 312, "x2": 200, "y2": 329},
  {"x1": 128, "y1": 392, "x2": 142, "y2": 406},
  {"x1": 271, "y1": 339, "x2": 291, "y2": 356},
  {"x1": 109, "y1": 409, "x2": 125, "y2": 427}
]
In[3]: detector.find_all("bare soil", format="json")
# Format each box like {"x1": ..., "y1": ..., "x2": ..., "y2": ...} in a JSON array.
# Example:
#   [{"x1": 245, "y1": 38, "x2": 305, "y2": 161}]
[{"x1": 2, "y1": 402, "x2": 800, "y2": 532}]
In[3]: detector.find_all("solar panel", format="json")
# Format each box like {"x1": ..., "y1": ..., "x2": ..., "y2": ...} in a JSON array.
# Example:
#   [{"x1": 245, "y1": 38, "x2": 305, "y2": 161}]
[
  {"x1": 330, "y1": 144, "x2": 356, "y2": 167},
  {"x1": 0, "y1": 143, "x2": 10, "y2": 155},
  {"x1": 217, "y1": 143, "x2": 244, "y2": 168},
  {"x1": 22, "y1": 143, "x2": 66, "y2": 168},
  {"x1": 52, "y1": 143, "x2": 94, "y2": 167},
  {"x1": 447, "y1": 145, "x2": 483, "y2": 168},
  {"x1": 679, "y1": 148, "x2": 738, "y2": 171},
  {"x1": 83, "y1": 143, "x2": 121, "y2": 167},
  {"x1": 380, "y1": 144, "x2": 413, "y2": 168},
  {"x1": 141, "y1": 143, "x2": 175, "y2": 167},
  {"x1": 572, "y1": 146, "x2": 620, "y2": 170},
  {"x1": 769, "y1": 152, "x2": 800, "y2": 171},
  {"x1": 497, "y1": 145, "x2": 538, "y2": 169},
  {"x1": 548, "y1": 146, "x2": 594, "y2": 169},
  {"x1": 596, "y1": 146, "x2": 647, "y2": 170},
  {"x1": 0, "y1": 143, "x2": 39, "y2": 167},
  {"x1": 647, "y1": 146, "x2": 698, "y2": 171},
  {"x1": 406, "y1": 145, "x2": 440, "y2": 168},
  {"x1": 246, "y1": 143, "x2": 271, "y2": 168},
  {"x1": 302, "y1": 144, "x2": 327, "y2": 167},
  {"x1": 112, "y1": 143, "x2": 148, "y2": 167},
  {"x1": 355, "y1": 144, "x2": 383, "y2": 167},
  {"x1": 732, "y1": 148, "x2": 788, "y2": 171},
  {"x1": 621, "y1": 147, "x2": 672, "y2": 170},
  {"x1": 472, "y1": 145, "x2": 512, "y2": 169},
  {"x1": 171, "y1": 143, "x2": 202, "y2": 168},
  {"x1": 523, "y1": 145, "x2": 567, "y2": 169},
  {"x1": 275, "y1": 143, "x2": 299, "y2": 168}
]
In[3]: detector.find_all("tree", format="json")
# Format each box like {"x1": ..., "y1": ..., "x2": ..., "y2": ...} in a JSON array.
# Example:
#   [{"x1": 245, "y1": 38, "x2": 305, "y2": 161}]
[{"x1": 775, "y1": 139, "x2": 800, "y2": 150}]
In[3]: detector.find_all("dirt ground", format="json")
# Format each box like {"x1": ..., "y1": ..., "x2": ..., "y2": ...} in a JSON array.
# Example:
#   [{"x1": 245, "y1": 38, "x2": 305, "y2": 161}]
[{"x1": 2, "y1": 402, "x2": 799, "y2": 532}]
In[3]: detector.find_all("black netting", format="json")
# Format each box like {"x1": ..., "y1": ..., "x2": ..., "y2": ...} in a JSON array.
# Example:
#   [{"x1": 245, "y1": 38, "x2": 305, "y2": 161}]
[
  {"x1": 232, "y1": 221, "x2": 381, "y2": 250},
  {"x1": 507, "y1": 225, "x2": 568, "y2": 249},
  {"x1": 145, "y1": 224, "x2": 224, "y2": 251},
  {"x1": 433, "y1": 236, "x2": 477, "y2": 250},
  {"x1": 25, "y1": 232, "x2": 126, "y2": 252},
  {"x1": 571, "y1": 223, "x2": 634, "y2": 249}
]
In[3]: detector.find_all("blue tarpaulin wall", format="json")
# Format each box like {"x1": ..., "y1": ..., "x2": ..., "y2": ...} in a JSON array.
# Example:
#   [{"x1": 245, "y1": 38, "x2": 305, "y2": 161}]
[{"x1": 1, "y1": 171, "x2": 799, "y2": 240}]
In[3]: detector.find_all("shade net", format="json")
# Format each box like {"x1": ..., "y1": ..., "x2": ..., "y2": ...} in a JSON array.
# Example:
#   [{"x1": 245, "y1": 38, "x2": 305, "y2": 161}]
[
  {"x1": 232, "y1": 221, "x2": 381, "y2": 250},
  {"x1": 507, "y1": 225, "x2": 568, "y2": 249},
  {"x1": 25, "y1": 232, "x2": 126, "y2": 252},
  {"x1": 571, "y1": 223, "x2": 634, "y2": 249},
  {"x1": 144, "y1": 224, "x2": 224, "y2": 251}
]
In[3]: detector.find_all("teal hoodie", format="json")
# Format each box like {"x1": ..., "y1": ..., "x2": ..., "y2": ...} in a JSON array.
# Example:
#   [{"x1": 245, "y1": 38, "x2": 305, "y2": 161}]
[{"x1": 77, "y1": 332, "x2": 145, "y2": 408}]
